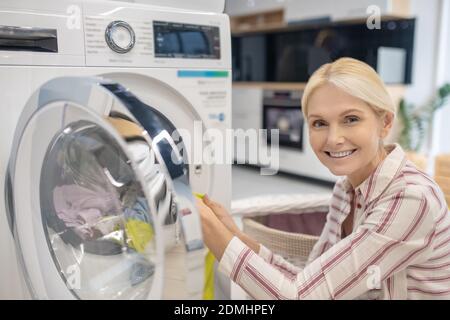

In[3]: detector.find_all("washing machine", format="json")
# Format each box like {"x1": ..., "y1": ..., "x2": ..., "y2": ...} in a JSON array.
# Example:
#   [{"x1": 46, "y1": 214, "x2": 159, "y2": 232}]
[{"x1": 0, "y1": 0, "x2": 231, "y2": 299}]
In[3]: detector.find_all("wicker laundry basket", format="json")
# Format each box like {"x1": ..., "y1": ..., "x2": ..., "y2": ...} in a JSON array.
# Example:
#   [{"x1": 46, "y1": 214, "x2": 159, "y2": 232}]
[
  {"x1": 232, "y1": 193, "x2": 331, "y2": 268},
  {"x1": 435, "y1": 154, "x2": 450, "y2": 207}
]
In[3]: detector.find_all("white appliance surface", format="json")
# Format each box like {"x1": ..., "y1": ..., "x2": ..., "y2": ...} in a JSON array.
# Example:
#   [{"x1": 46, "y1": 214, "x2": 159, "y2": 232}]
[{"x1": 0, "y1": 0, "x2": 231, "y2": 300}]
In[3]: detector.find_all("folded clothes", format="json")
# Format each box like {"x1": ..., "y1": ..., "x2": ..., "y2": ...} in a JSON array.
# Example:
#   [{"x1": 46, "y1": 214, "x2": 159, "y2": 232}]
[
  {"x1": 53, "y1": 184, "x2": 121, "y2": 239},
  {"x1": 70, "y1": 208, "x2": 103, "y2": 239}
]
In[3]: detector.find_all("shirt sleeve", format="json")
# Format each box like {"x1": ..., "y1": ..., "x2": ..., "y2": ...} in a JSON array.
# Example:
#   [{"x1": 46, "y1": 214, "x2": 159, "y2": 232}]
[
  {"x1": 218, "y1": 187, "x2": 436, "y2": 299},
  {"x1": 258, "y1": 244, "x2": 304, "y2": 277}
]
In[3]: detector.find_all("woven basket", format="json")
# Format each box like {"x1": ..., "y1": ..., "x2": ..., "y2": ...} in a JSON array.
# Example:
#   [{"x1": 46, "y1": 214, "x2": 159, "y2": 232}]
[
  {"x1": 435, "y1": 154, "x2": 450, "y2": 208},
  {"x1": 435, "y1": 154, "x2": 450, "y2": 177},
  {"x1": 243, "y1": 216, "x2": 321, "y2": 267},
  {"x1": 405, "y1": 151, "x2": 428, "y2": 172},
  {"x1": 232, "y1": 193, "x2": 331, "y2": 268}
]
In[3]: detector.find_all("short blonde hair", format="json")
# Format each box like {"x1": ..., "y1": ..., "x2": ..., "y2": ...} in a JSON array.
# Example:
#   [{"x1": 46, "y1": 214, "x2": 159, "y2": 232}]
[{"x1": 301, "y1": 57, "x2": 395, "y2": 119}]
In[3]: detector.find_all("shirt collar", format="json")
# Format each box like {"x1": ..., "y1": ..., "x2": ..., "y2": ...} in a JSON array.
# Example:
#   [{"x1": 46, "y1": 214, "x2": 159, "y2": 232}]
[{"x1": 340, "y1": 144, "x2": 407, "y2": 203}]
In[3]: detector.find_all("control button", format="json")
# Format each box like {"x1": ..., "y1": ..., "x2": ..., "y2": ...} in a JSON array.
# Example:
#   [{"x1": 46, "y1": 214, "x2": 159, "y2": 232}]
[
  {"x1": 194, "y1": 165, "x2": 202, "y2": 174},
  {"x1": 105, "y1": 20, "x2": 135, "y2": 54}
]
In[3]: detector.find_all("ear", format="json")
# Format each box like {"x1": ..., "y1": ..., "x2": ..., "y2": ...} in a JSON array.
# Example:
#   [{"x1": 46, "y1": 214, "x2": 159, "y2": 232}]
[{"x1": 380, "y1": 112, "x2": 394, "y2": 139}]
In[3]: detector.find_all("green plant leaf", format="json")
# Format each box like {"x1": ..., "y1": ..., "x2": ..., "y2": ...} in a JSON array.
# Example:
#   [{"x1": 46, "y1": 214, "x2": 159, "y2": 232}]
[
  {"x1": 438, "y1": 84, "x2": 450, "y2": 99},
  {"x1": 397, "y1": 83, "x2": 450, "y2": 152}
]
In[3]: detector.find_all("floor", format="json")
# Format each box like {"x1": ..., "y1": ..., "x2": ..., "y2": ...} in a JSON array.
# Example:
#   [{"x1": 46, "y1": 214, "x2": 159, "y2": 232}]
[{"x1": 232, "y1": 165, "x2": 334, "y2": 200}]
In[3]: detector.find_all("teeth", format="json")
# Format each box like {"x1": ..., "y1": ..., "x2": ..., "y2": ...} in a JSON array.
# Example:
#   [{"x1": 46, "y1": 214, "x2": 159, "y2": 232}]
[{"x1": 328, "y1": 150, "x2": 355, "y2": 158}]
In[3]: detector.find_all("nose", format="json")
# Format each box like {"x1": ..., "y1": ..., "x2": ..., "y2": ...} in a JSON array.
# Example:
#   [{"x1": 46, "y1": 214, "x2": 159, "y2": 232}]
[{"x1": 326, "y1": 124, "x2": 345, "y2": 146}]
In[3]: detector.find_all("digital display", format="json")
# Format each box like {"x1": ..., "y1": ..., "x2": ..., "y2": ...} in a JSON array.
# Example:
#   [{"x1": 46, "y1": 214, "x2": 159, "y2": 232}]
[{"x1": 153, "y1": 21, "x2": 220, "y2": 59}]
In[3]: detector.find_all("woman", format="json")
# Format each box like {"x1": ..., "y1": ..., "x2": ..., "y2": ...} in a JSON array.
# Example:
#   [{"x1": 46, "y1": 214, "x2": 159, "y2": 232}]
[{"x1": 197, "y1": 58, "x2": 450, "y2": 299}]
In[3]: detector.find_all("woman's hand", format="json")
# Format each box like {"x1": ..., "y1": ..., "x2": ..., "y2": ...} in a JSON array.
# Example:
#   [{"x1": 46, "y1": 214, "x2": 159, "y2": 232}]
[
  {"x1": 195, "y1": 197, "x2": 217, "y2": 226},
  {"x1": 197, "y1": 195, "x2": 260, "y2": 254},
  {"x1": 196, "y1": 197, "x2": 233, "y2": 261},
  {"x1": 202, "y1": 194, "x2": 241, "y2": 236}
]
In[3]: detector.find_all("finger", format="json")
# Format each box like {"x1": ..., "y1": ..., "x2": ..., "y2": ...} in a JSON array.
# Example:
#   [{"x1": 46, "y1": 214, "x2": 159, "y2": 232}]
[
  {"x1": 195, "y1": 198, "x2": 215, "y2": 217},
  {"x1": 207, "y1": 200, "x2": 225, "y2": 215},
  {"x1": 202, "y1": 194, "x2": 219, "y2": 212},
  {"x1": 203, "y1": 194, "x2": 220, "y2": 209},
  {"x1": 195, "y1": 197, "x2": 207, "y2": 209},
  {"x1": 203, "y1": 194, "x2": 211, "y2": 204}
]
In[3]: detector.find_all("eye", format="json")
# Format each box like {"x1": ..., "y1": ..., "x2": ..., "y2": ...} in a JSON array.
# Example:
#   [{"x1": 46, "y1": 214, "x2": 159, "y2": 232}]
[
  {"x1": 344, "y1": 115, "x2": 360, "y2": 124},
  {"x1": 312, "y1": 120, "x2": 327, "y2": 128}
]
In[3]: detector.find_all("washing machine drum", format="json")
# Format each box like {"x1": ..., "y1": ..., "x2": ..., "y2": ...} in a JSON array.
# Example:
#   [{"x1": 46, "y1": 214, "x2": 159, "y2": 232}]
[{"x1": 6, "y1": 77, "x2": 204, "y2": 299}]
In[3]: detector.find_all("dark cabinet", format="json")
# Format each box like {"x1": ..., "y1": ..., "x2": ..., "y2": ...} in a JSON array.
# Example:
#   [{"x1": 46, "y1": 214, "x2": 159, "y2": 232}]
[{"x1": 232, "y1": 18, "x2": 415, "y2": 84}]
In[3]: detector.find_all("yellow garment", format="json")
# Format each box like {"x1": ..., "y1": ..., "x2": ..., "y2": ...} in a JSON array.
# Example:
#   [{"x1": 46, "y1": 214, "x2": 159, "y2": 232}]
[
  {"x1": 125, "y1": 219, "x2": 154, "y2": 253},
  {"x1": 193, "y1": 192, "x2": 215, "y2": 299},
  {"x1": 194, "y1": 192, "x2": 205, "y2": 199},
  {"x1": 203, "y1": 250, "x2": 215, "y2": 300}
]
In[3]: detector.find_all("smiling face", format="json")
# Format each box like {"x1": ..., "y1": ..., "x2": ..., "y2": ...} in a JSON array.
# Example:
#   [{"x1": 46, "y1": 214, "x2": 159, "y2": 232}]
[{"x1": 306, "y1": 83, "x2": 393, "y2": 188}]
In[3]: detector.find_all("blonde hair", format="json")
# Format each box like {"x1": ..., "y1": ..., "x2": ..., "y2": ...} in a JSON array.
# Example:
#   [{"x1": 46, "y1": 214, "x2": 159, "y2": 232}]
[{"x1": 301, "y1": 57, "x2": 395, "y2": 119}]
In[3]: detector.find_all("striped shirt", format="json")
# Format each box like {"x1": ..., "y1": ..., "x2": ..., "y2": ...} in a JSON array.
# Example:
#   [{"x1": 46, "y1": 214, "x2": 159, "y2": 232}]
[{"x1": 219, "y1": 144, "x2": 450, "y2": 299}]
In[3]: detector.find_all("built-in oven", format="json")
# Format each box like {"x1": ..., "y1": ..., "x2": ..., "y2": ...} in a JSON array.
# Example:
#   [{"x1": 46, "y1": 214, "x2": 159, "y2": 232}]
[
  {"x1": 262, "y1": 90, "x2": 304, "y2": 150},
  {"x1": 232, "y1": 87, "x2": 336, "y2": 182}
]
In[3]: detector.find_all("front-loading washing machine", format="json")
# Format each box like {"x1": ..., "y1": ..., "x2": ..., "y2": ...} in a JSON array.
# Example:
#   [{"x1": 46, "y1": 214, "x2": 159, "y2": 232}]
[{"x1": 0, "y1": 0, "x2": 231, "y2": 299}]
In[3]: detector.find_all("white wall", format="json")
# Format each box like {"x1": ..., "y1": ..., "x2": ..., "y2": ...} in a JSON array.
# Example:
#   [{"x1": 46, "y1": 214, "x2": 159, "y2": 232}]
[
  {"x1": 404, "y1": 0, "x2": 440, "y2": 107},
  {"x1": 226, "y1": 0, "x2": 408, "y2": 21},
  {"x1": 225, "y1": 0, "x2": 284, "y2": 16},
  {"x1": 431, "y1": 0, "x2": 450, "y2": 156},
  {"x1": 401, "y1": 0, "x2": 450, "y2": 165},
  {"x1": 284, "y1": 0, "x2": 396, "y2": 23},
  {"x1": 109, "y1": 0, "x2": 226, "y2": 13}
]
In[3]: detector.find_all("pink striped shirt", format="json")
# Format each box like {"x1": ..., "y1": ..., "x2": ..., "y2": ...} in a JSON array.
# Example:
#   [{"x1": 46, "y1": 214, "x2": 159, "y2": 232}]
[{"x1": 220, "y1": 144, "x2": 450, "y2": 299}]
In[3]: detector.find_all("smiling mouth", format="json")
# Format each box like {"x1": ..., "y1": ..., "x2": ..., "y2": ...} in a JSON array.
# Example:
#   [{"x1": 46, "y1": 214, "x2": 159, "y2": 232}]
[{"x1": 325, "y1": 149, "x2": 357, "y2": 159}]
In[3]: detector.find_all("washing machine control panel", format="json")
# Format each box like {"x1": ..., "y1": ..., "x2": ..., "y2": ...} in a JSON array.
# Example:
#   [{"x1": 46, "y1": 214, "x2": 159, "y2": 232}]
[{"x1": 83, "y1": 1, "x2": 231, "y2": 69}]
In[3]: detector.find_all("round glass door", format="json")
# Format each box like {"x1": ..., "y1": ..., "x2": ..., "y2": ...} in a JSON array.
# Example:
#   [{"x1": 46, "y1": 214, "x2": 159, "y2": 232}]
[
  {"x1": 7, "y1": 77, "x2": 204, "y2": 299},
  {"x1": 40, "y1": 120, "x2": 159, "y2": 299}
]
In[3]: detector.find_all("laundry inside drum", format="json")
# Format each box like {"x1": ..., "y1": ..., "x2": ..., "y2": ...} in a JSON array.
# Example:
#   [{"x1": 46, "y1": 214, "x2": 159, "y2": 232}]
[{"x1": 39, "y1": 120, "x2": 160, "y2": 299}]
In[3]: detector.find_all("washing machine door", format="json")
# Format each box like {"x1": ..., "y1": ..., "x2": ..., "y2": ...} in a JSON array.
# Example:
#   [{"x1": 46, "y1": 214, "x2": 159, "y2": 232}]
[{"x1": 6, "y1": 77, "x2": 204, "y2": 299}]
